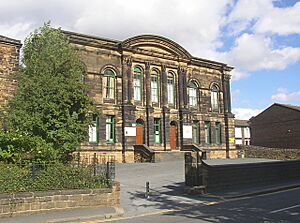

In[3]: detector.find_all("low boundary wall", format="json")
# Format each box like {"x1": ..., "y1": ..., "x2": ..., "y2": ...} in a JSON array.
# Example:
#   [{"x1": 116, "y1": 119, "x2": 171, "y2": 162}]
[
  {"x1": 0, "y1": 182, "x2": 120, "y2": 218},
  {"x1": 237, "y1": 145, "x2": 300, "y2": 160},
  {"x1": 202, "y1": 160, "x2": 300, "y2": 192}
]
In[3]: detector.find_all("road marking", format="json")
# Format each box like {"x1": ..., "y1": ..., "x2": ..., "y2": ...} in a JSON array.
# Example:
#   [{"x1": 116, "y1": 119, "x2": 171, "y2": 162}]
[
  {"x1": 81, "y1": 209, "x2": 179, "y2": 223},
  {"x1": 270, "y1": 204, "x2": 300, "y2": 213}
]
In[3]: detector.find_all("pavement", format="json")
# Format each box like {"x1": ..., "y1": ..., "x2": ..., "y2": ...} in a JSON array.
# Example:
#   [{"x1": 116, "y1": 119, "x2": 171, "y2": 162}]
[{"x1": 1, "y1": 159, "x2": 300, "y2": 223}]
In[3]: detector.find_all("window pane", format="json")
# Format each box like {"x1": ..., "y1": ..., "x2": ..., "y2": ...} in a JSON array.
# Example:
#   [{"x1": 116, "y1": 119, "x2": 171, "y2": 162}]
[
  {"x1": 205, "y1": 122, "x2": 211, "y2": 144},
  {"x1": 151, "y1": 76, "x2": 158, "y2": 103},
  {"x1": 189, "y1": 87, "x2": 197, "y2": 106},
  {"x1": 89, "y1": 115, "x2": 98, "y2": 143},
  {"x1": 167, "y1": 78, "x2": 174, "y2": 104},
  {"x1": 134, "y1": 74, "x2": 141, "y2": 101}
]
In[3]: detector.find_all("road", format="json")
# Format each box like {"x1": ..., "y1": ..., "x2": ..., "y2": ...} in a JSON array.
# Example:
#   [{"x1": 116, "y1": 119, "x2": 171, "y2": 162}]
[{"x1": 87, "y1": 187, "x2": 300, "y2": 223}]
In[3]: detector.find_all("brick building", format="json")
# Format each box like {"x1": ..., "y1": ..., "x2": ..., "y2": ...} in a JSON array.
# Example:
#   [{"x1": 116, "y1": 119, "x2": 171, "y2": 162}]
[
  {"x1": 234, "y1": 119, "x2": 251, "y2": 145},
  {"x1": 250, "y1": 103, "x2": 300, "y2": 149},
  {"x1": 0, "y1": 35, "x2": 21, "y2": 114},
  {"x1": 64, "y1": 31, "x2": 236, "y2": 162}
]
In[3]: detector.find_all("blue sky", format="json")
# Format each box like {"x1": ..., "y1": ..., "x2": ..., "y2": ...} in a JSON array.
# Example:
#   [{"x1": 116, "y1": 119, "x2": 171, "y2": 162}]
[{"x1": 0, "y1": 0, "x2": 299, "y2": 119}]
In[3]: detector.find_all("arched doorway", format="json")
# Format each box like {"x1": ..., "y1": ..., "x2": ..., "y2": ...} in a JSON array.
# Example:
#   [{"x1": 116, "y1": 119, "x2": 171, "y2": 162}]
[
  {"x1": 170, "y1": 121, "x2": 177, "y2": 150},
  {"x1": 136, "y1": 118, "x2": 144, "y2": 144}
]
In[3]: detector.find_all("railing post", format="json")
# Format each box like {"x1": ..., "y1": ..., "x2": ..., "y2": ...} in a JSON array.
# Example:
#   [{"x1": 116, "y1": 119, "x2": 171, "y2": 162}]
[
  {"x1": 93, "y1": 153, "x2": 97, "y2": 176},
  {"x1": 31, "y1": 162, "x2": 35, "y2": 179}
]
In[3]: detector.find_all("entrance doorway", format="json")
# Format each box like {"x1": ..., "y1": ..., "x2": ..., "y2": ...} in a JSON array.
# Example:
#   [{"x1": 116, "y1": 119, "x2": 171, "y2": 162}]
[
  {"x1": 136, "y1": 118, "x2": 144, "y2": 144},
  {"x1": 170, "y1": 121, "x2": 177, "y2": 150}
]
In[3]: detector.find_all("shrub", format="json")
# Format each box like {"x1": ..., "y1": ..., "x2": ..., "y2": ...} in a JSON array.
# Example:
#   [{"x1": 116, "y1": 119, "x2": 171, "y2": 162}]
[{"x1": 0, "y1": 162, "x2": 111, "y2": 193}]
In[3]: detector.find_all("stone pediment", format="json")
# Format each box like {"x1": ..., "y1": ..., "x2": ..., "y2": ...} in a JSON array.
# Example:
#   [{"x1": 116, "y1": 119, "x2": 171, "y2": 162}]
[{"x1": 122, "y1": 35, "x2": 192, "y2": 59}]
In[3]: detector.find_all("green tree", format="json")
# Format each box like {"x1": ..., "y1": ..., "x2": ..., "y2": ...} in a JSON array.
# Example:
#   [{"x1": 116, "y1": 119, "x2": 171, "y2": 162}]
[{"x1": 6, "y1": 23, "x2": 94, "y2": 162}]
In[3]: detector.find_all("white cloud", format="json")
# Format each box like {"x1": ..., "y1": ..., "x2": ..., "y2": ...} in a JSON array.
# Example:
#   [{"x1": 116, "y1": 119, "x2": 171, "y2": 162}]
[
  {"x1": 254, "y1": 2, "x2": 300, "y2": 35},
  {"x1": 271, "y1": 88, "x2": 300, "y2": 102},
  {"x1": 0, "y1": 0, "x2": 299, "y2": 82},
  {"x1": 227, "y1": 0, "x2": 300, "y2": 36},
  {"x1": 0, "y1": 0, "x2": 233, "y2": 60},
  {"x1": 216, "y1": 33, "x2": 300, "y2": 80},
  {"x1": 232, "y1": 108, "x2": 262, "y2": 120}
]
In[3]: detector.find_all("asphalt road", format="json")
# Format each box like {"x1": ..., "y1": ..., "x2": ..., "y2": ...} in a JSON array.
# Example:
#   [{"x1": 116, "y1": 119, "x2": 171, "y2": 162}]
[{"x1": 93, "y1": 187, "x2": 300, "y2": 223}]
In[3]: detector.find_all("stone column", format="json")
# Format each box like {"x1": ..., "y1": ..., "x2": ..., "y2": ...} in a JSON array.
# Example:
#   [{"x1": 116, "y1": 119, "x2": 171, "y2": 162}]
[
  {"x1": 145, "y1": 62, "x2": 151, "y2": 146},
  {"x1": 161, "y1": 65, "x2": 168, "y2": 150},
  {"x1": 222, "y1": 68, "x2": 233, "y2": 158},
  {"x1": 177, "y1": 67, "x2": 187, "y2": 148},
  {"x1": 126, "y1": 58, "x2": 133, "y2": 104}
]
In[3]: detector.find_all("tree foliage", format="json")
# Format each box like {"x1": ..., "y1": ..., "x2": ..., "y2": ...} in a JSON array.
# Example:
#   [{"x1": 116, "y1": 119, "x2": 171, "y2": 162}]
[{"x1": 4, "y1": 23, "x2": 94, "y2": 162}]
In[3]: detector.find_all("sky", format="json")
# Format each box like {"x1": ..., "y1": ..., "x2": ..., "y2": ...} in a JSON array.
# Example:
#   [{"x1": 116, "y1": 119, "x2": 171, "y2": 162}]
[{"x1": 0, "y1": 0, "x2": 299, "y2": 119}]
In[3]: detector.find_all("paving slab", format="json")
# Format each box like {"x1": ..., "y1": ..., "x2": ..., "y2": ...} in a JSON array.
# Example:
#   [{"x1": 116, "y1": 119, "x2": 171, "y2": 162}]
[{"x1": 0, "y1": 206, "x2": 118, "y2": 223}]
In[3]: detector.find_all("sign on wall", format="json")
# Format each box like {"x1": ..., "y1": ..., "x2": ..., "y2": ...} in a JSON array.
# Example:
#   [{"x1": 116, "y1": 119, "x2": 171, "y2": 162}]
[
  {"x1": 183, "y1": 125, "x2": 193, "y2": 139},
  {"x1": 125, "y1": 127, "x2": 136, "y2": 136}
]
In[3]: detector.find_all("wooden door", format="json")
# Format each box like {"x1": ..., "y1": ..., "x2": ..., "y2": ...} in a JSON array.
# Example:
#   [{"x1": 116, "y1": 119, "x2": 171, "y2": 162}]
[
  {"x1": 136, "y1": 125, "x2": 143, "y2": 144},
  {"x1": 170, "y1": 126, "x2": 177, "y2": 150}
]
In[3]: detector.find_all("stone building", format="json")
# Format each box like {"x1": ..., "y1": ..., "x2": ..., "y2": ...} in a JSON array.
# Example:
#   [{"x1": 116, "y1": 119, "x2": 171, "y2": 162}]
[
  {"x1": 64, "y1": 31, "x2": 236, "y2": 162},
  {"x1": 250, "y1": 103, "x2": 300, "y2": 149},
  {"x1": 234, "y1": 119, "x2": 251, "y2": 145},
  {"x1": 0, "y1": 35, "x2": 21, "y2": 114}
]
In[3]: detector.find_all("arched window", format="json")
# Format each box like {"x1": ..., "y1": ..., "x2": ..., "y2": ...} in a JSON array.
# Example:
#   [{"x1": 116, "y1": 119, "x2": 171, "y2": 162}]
[
  {"x1": 134, "y1": 67, "x2": 142, "y2": 101},
  {"x1": 211, "y1": 85, "x2": 219, "y2": 112},
  {"x1": 167, "y1": 72, "x2": 175, "y2": 104},
  {"x1": 188, "y1": 81, "x2": 198, "y2": 106},
  {"x1": 103, "y1": 69, "x2": 115, "y2": 99},
  {"x1": 151, "y1": 70, "x2": 159, "y2": 103}
]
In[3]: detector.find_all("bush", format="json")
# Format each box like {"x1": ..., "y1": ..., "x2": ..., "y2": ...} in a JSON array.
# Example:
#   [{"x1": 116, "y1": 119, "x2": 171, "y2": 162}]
[{"x1": 0, "y1": 162, "x2": 111, "y2": 193}]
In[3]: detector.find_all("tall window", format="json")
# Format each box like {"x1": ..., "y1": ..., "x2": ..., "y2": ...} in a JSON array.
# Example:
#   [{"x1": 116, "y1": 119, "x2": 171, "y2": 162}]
[
  {"x1": 205, "y1": 121, "x2": 211, "y2": 144},
  {"x1": 192, "y1": 121, "x2": 200, "y2": 144},
  {"x1": 106, "y1": 116, "x2": 115, "y2": 144},
  {"x1": 215, "y1": 122, "x2": 221, "y2": 144},
  {"x1": 134, "y1": 67, "x2": 142, "y2": 101},
  {"x1": 151, "y1": 70, "x2": 159, "y2": 103},
  {"x1": 167, "y1": 73, "x2": 175, "y2": 104},
  {"x1": 89, "y1": 114, "x2": 98, "y2": 143},
  {"x1": 154, "y1": 118, "x2": 161, "y2": 144},
  {"x1": 103, "y1": 69, "x2": 115, "y2": 99},
  {"x1": 211, "y1": 85, "x2": 219, "y2": 112},
  {"x1": 188, "y1": 81, "x2": 198, "y2": 106}
]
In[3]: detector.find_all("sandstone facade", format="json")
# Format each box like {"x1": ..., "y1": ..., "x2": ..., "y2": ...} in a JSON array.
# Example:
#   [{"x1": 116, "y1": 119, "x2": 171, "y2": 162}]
[
  {"x1": 65, "y1": 31, "x2": 236, "y2": 162},
  {"x1": 0, "y1": 35, "x2": 21, "y2": 113}
]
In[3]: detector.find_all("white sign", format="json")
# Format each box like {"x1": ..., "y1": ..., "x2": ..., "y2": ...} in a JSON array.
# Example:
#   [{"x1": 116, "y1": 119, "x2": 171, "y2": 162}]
[
  {"x1": 183, "y1": 125, "x2": 193, "y2": 139},
  {"x1": 125, "y1": 127, "x2": 136, "y2": 136}
]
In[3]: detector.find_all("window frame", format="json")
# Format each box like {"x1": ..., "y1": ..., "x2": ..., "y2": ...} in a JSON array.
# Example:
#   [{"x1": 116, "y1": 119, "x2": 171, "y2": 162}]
[
  {"x1": 167, "y1": 73, "x2": 175, "y2": 105},
  {"x1": 188, "y1": 81, "x2": 198, "y2": 107},
  {"x1": 103, "y1": 69, "x2": 116, "y2": 100},
  {"x1": 154, "y1": 118, "x2": 161, "y2": 144},
  {"x1": 192, "y1": 121, "x2": 200, "y2": 144},
  {"x1": 106, "y1": 115, "x2": 115, "y2": 144},
  {"x1": 211, "y1": 85, "x2": 219, "y2": 112},
  {"x1": 151, "y1": 70, "x2": 159, "y2": 103},
  {"x1": 215, "y1": 122, "x2": 222, "y2": 145},
  {"x1": 205, "y1": 121, "x2": 211, "y2": 144},
  {"x1": 88, "y1": 114, "x2": 99, "y2": 144},
  {"x1": 133, "y1": 67, "x2": 143, "y2": 102}
]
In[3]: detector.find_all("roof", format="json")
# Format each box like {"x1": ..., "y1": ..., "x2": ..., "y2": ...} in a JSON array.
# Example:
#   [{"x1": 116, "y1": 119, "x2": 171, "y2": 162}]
[
  {"x1": 63, "y1": 30, "x2": 233, "y2": 72},
  {"x1": 276, "y1": 103, "x2": 300, "y2": 112},
  {"x1": 234, "y1": 119, "x2": 249, "y2": 127},
  {"x1": 0, "y1": 35, "x2": 21, "y2": 46},
  {"x1": 250, "y1": 103, "x2": 300, "y2": 121}
]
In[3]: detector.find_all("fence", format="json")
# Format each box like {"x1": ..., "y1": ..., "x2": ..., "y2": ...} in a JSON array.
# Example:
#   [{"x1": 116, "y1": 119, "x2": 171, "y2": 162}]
[{"x1": 0, "y1": 161, "x2": 115, "y2": 193}]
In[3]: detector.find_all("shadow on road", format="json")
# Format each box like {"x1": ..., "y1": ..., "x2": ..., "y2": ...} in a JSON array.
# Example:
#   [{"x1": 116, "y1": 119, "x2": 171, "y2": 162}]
[{"x1": 126, "y1": 181, "x2": 296, "y2": 223}]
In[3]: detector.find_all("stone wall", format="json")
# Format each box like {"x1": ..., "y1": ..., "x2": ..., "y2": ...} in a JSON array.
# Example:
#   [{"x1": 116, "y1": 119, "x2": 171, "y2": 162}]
[
  {"x1": 237, "y1": 145, "x2": 300, "y2": 160},
  {"x1": 0, "y1": 36, "x2": 21, "y2": 113},
  {"x1": 0, "y1": 182, "x2": 120, "y2": 218},
  {"x1": 202, "y1": 160, "x2": 300, "y2": 192}
]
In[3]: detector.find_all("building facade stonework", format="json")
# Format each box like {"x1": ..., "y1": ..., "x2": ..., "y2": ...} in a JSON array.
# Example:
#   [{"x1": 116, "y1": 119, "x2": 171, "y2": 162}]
[
  {"x1": 65, "y1": 31, "x2": 236, "y2": 162},
  {"x1": 0, "y1": 35, "x2": 21, "y2": 113}
]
